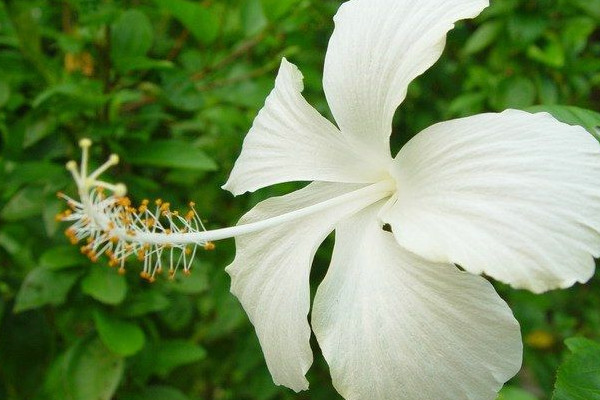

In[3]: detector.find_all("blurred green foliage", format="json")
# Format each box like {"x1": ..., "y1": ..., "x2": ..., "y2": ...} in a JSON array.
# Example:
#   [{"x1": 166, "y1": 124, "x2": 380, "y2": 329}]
[{"x1": 0, "y1": 0, "x2": 599, "y2": 399}]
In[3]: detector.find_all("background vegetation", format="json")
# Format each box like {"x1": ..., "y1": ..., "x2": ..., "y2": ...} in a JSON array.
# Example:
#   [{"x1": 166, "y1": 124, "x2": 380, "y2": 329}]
[{"x1": 0, "y1": 0, "x2": 599, "y2": 399}]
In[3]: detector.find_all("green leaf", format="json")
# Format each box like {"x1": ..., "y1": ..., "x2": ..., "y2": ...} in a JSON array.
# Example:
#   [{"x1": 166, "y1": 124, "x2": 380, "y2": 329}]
[
  {"x1": 571, "y1": 0, "x2": 600, "y2": 20},
  {"x1": 121, "y1": 290, "x2": 170, "y2": 317},
  {"x1": 122, "y1": 386, "x2": 190, "y2": 400},
  {"x1": 463, "y1": 21, "x2": 503, "y2": 55},
  {"x1": 111, "y1": 57, "x2": 173, "y2": 73},
  {"x1": 494, "y1": 76, "x2": 536, "y2": 110},
  {"x1": 260, "y1": 0, "x2": 301, "y2": 21},
  {"x1": 564, "y1": 337, "x2": 600, "y2": 353},
  {"x1": 562, "y1": 17, "x2": 596, "y2": 55},
  {"x1": 39, "y1": 246, "x2": 86, "y2": 270},
  {"x1": 158, "y1": 294, "x2": 193, "y2": 331},
  {"x1": 3, "y1": 161, "x2": 64, "y2": 195},
  {"x1": 0, "y1": 80, "x2": 10, "y2": 107},
  {"x1": 13, "y1": 267, "x2": 82, "y2": 313},
  {"x1": 111, "y1": 9, "x2": 153, "y2": 71},
  {"x1": 552, "y1": 338, "x2": 600, "y2": 400},
  {"x1": 0, "y1": 309, "x2": 52, "y2": 399},
  {"x1": 537, "y1": 77, "x2": 559, "y2": 105},
  {"x1": 477, "y1": 0, "x2": 519, "y2": 19},
  {"x1": 446, "y1": 92, "x2": 486, "y2": 117},
  {"x1": 81, "y1": 266, "x2": 127, "y2": 305},
  {"x1": 1, "y1": 186, "x2": 44, "y2": 221},
  {"x1": 526, "y1": 105, "x2": 600, "y2": 138},
  {"x1": 507, "y1": 15, "x2": 548, "y2": 46},
  {"x1": 43, "y1": 337, "x2": 124, "y2": 400},
  {"x1": 124, "y1": 140, "x2": 217, "y2": 170},
  {"x1": 150, "y1": 340, "x2": 206, "y2": 378},
  {"x1": 527, "y1": 36, "x2": 565, "y2": 68},
  {"x1": 23, "y1": 116, "x2": 57, "y2": 148},
  {"x1": 152, "y1": 0, "x2": 218, "y2": 44},
  {"x1": 164, "y1": 264, "x2": 209, "y2": 294},
  {"x1": 160, "y1": 70, "x2": 205, "y2": 111},
  {"x1": 0, "y1": 225, "x2": 35, "y2": 269},
  {"x1": 497, "y1": 386, "x2": 539, "y2": 400},
  {"x1": 93, "y1": 310, "x2": 145, "y2": 357},
  {"x1": 242, "y1": 0, "x2": 268, "y2": 36},
  {"x1": 33, "y1": 82, "x2": 107, "y2": 109}
]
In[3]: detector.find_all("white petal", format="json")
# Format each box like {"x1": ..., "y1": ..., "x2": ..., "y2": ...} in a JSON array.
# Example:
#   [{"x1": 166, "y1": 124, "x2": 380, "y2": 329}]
[
  {"x1": 382, "y1": 109, "x2": 600, "y2": 293},
  {"x1": 223, "y1": 58, "x2": 385, "y2": 196},
  {"x1": 226, "y1": 181, "x2": 388, "y2": 391},
  {"x1": 312, "y1": 204, "x2": 522, "y2": 400},
  {"x1": 323, "y1": 0, "x2": 488, "y2": 160}
]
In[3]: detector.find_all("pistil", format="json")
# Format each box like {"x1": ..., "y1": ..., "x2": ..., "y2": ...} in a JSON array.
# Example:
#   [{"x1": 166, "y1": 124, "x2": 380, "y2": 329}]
[{"x1": 58, "y1": 139, "x2": 394, "y2": 280}]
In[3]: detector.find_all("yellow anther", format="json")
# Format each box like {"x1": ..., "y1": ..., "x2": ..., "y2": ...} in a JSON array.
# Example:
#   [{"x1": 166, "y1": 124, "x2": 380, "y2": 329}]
[
  {"x1": 155, "y1": 199, "x2": 163, "y2": 206},
  {"x1": 185, "y1": 210, "x2": 194, "y2": 221},
  {"x1": 204, "y1": 242, "x2": 215, "y2": 251},
  {"x1": 160, "y1": 202, "x2": 170, "y2": 212},
  {"x1": 117, "y1": 197, "x2": 131, "y2": 207},
  {"x1": 118, "y1": 267, "x2": 126, "y2": 275},
  {"x1": 189, "y1": 201, "x2": 195, "y2": 207},
  {"x1": 79, "y1": 138, "x2": 92, "y2": 148},
  {"x1": 183, "y1": 269, "x2": 191, "y2": 276},
  {"x1": 184, "y1": 246, "x2": 192, "y2": 255},
  {"x1": 56, "y1": 210, "x2": 71, "y2": 222},
  {"x1": 141, "y1": 199, "x2": 149, "y2": 206}
]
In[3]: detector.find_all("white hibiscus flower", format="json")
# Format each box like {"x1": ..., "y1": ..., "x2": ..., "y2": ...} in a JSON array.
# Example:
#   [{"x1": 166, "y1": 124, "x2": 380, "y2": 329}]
[{"x1": 59, "y1": 0, "x2": 600, "y2": 399}]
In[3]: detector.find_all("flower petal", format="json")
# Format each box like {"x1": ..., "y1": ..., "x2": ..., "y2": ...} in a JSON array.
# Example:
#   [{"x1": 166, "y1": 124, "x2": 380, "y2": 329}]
[
  {"x1": 223, "y1": 58, "x2": 385, "y2": 196},
  {"x1": 226, "y1": 181, "x2": 389, "y2": 391},
  {"x1": 312, "y1": 204, "x2": 522, "y2": 400},
  {"x1": 323, "y1": 0, "x2": 488, "y2": 160},
  {"x1": 382, "y1": 110, "x2": 600, "y2": 293}
]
